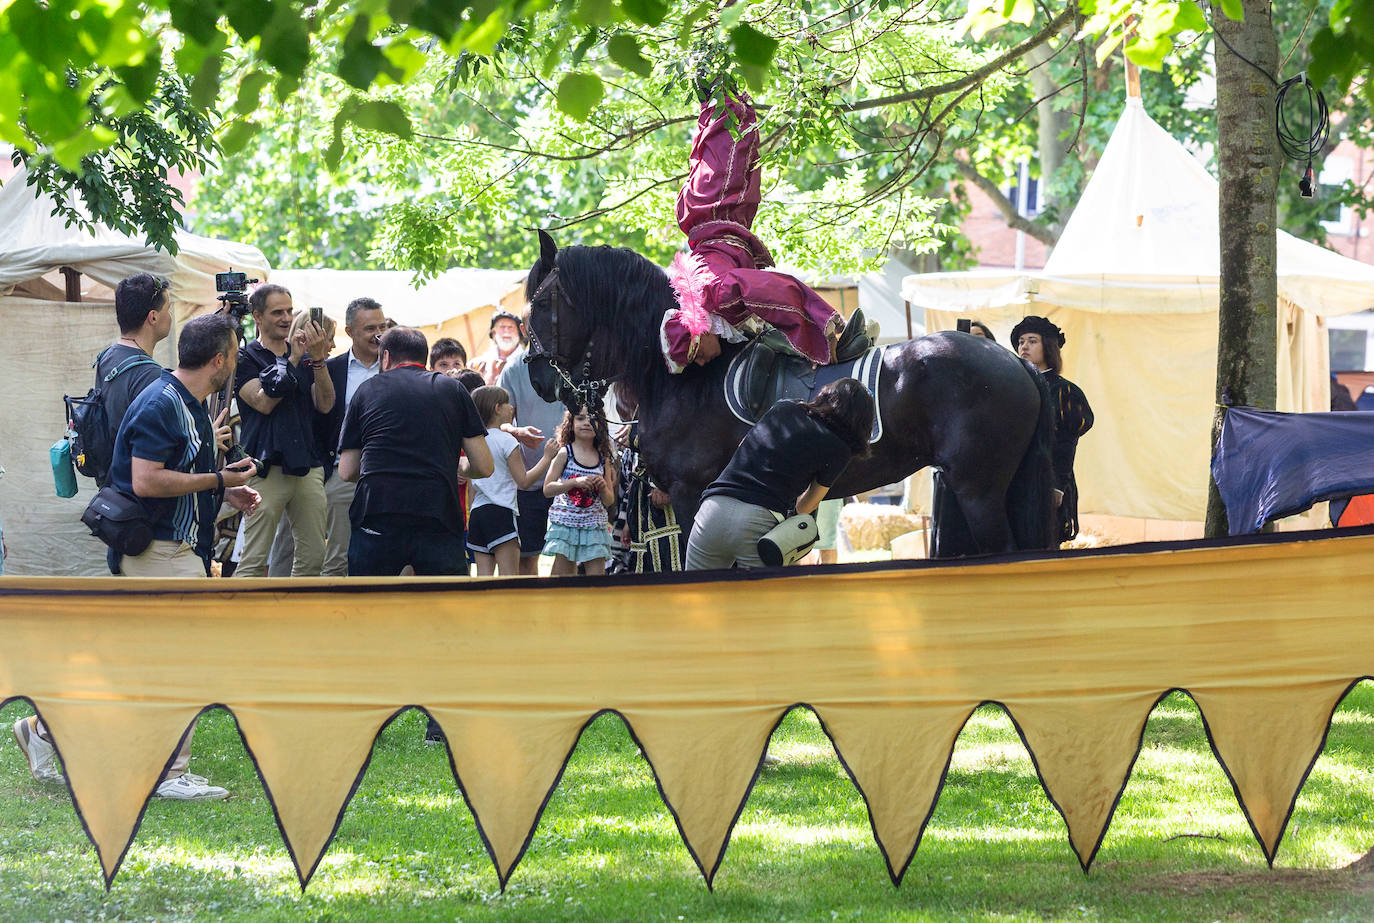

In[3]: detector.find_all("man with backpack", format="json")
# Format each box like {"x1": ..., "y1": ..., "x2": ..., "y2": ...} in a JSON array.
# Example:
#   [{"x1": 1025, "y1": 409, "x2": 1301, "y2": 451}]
[
  {"x1": 85, "y1": 274, "x2": 173, "y2": 486},
  {"x1": 13, "y1": 275, "x2": 237, "y2": 799}
]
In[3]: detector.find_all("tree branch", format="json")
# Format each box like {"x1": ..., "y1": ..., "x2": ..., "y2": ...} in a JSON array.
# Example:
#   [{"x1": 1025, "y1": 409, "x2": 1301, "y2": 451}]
[
  {"x1": 953, "y1": 158, "x2": 1059, "y2": 246},
  {"x1": 842, "y1": 6, "x2": 1076, "y2": 113}
]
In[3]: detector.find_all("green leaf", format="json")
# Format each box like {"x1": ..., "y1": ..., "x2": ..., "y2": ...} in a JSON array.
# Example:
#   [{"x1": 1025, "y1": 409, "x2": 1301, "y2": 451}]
[
  {"x1": 116, "y1": 45, "x2": 163, "y2": 102},
  {"x1": 1218, "y1": 0, "x2": 1244, "y2": 22},
  {"x1": 170, "y1": 0, "x2": 221, "y2": 45},
  {"x1": 573, "y1": 0, "x2": 615, "y2": 28},
  {"x1": 339, "y1": 17, "x2": 385, "y2": 89},
  {"x1": 730, "y1": 24, "x2": 779, "y2": 68},
  {"x1": 556, "y1": 72, "x2": 604, "y2": 120},
  {"x1": 233, "y1": 71, "x2": 272, "y2": 114},
  {"x1": 621, "y1": 0, "x2": 668, "y2": 27},
  {"x1": 220, "y1": 119, "x2": 262, "y2": 155},
  {"x1": 51, "y1": 125, "x2": 119, "y2": 172},
  {"x1": 1001, "y1": 0, "x2": 1035, "y2": 25},
  {"x1": 349, "y1": 99, "x2": 414, "y2": 139},
  {"x1": 608, "y1": 34, "x2": 652, "y2": 77},
  {"x1": 1124, "y1": 35, "x2": 1170, "y2": 71},
  {"x1": 1174, "y1": 1, "x2": 1208, "y2": 34},
  {"x1": 190, "y1": 50, "x2": 224, "y2": 109},
  {"x1": 224, "y1": 0, "x2": 273, "y2": 40},
  {"x1": 1307, "y1": 26, "x2": 1356, "y2": 90},
  {"x1": 259, "y1": 4, "x2": 312, "y2": 77},
  {"x1": 718, "y1": 1, "x2": 747, "y2": 31}
]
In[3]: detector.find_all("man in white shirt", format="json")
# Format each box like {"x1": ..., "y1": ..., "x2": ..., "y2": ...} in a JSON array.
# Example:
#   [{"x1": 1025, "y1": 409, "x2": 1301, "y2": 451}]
[{"x1": 318, "y1": 297, "x2": 388, "y2": 575}]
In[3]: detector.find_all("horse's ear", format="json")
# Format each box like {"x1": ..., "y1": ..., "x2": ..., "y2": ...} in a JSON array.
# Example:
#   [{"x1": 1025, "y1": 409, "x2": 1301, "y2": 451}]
[{"x1": 537, "y1": 229, "x2": 558, "y2": 274}]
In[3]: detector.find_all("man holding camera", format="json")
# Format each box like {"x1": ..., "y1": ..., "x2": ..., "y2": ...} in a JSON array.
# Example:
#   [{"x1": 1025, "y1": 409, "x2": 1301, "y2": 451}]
[
  {"x1": 233, "y1": 284, "x2": 335, "y2": 577},
  {"x1": 90, "y1": 313, "x2": 257, "y2": 799}
]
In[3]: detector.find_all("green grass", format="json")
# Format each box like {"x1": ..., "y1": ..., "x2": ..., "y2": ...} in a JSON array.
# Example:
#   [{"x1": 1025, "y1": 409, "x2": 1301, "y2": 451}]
[{"x1": 2, "y1": 685, "x2": 1372, "y2": 921}]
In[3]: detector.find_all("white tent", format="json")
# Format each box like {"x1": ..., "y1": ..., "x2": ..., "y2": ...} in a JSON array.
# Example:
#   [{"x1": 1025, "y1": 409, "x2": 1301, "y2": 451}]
[
  {"x1": 269, "y1": 268, "x2": 528, "y2": 357},
  {"x1": 903, "y1": 98, "x2": 1374, "y2": 523},
  {"x1": 0, "y1": 170, "x2": 268, "y2": 576},
  {"x1": 0, "y1": 167, "x2": 268, "y2": 321}
]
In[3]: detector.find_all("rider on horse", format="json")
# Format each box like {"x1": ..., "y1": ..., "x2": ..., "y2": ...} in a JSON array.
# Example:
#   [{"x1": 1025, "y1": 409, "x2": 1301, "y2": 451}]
[{"x1": 660, "y1": 90, "x2": 849, "y2": 373}]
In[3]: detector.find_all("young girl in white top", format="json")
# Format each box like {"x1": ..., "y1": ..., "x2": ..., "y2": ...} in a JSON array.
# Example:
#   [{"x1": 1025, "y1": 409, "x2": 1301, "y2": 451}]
[
  {"x1": 467, "y1": 386, "x2": 558, "y2": 576},
  {"x1": 543, "y1": 405, "x2": 617, "y2": 575}
]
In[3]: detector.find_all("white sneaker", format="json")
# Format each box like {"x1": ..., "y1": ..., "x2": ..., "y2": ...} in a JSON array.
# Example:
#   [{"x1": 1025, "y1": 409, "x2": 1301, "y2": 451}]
[
  {"x1": 12, "y1": 716, "x2": 62, "y2": 783},
  {"x1": 155, "y1": 774, "x2": 229, "y2": 801}
]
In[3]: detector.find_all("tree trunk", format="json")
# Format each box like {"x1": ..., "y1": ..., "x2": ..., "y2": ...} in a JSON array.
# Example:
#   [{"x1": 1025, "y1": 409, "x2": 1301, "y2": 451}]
[
  {"x1": 1026, "y1": 43, "x2": 1072, "y2": 221},
  {"x1": 1204, "y1": 0, "x2": 1281, "y2": 538}
]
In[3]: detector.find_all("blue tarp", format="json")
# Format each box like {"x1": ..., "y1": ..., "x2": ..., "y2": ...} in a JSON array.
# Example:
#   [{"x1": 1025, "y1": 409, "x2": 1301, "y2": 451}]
[{"x1": 1212, "y1": 406, "x2": 1374, "y2": 535}]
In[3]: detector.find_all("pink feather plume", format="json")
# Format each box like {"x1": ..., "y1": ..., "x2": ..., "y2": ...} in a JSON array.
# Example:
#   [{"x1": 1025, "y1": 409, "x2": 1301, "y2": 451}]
[{"x1": 669, "y1": 251, "x2": 712, "y2": 336}]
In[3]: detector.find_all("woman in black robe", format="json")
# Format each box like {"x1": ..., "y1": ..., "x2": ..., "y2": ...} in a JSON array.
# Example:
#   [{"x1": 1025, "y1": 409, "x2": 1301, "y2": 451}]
[{"x1": 1012, "y1": 315, "x2": 1094, "y2": 542}]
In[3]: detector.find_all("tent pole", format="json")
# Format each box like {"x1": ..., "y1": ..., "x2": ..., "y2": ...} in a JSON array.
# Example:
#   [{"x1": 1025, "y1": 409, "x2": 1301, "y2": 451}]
[{"x1": 904, "y1": 299, "x2": 912, "y2": 340}]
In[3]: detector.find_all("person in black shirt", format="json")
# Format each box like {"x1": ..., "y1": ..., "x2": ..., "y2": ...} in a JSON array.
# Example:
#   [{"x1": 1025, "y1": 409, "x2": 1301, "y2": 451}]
[
  {"x1": 1012, "y1": 315, "x2": 1094, "y2": 543},
  {"x1": 233, "y1": 283, "x2": 336, "y2": 577},
  {"x1": 93, "y1": 274, "x2": 175, "y2": 486},
  {"x1": 338, "y1": 327, "x2": 494, "y2": 576},
  {"x1": 685, "y1": 378, "x2": 874, "y2": 569}
]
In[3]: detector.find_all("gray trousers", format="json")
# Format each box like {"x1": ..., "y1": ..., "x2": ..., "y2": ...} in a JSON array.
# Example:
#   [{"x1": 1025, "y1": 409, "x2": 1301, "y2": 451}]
[{"x1": 684, "y1": 495, "x2": 779, "y2": 570}]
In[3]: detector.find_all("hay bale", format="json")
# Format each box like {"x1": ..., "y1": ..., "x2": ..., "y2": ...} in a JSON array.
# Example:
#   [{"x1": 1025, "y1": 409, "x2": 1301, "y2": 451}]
[{"x1": 840, "y1": 503, "x2": 925, "y2": 551}]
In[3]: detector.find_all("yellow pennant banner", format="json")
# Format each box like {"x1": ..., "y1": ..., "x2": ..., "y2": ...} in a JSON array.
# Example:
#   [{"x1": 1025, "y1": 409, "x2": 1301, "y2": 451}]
[{"x1": 1, "y1": 531, "x2": 1371, "y2": 888}]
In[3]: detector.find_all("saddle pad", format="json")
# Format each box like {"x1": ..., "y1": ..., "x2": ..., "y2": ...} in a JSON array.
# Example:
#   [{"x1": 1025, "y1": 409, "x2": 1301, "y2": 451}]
[{"x1": 725, "y1": 345, "x2": 886, "y2": 444}]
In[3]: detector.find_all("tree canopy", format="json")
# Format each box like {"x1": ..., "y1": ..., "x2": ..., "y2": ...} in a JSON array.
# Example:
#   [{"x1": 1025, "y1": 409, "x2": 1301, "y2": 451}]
[{"x1": 1, "y1": 0, "x2": 1370, "y2": 271}]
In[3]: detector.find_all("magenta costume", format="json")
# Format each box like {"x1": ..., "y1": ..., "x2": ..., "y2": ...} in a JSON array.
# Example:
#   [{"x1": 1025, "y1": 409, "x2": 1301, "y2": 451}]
[{"x1": 660, "y1": 94, "x2": 843, "y2": 373}]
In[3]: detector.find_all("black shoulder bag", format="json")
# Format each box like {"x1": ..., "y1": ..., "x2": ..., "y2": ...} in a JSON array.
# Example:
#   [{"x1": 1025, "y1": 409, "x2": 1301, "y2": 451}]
[{"x1": 81, "y1": 486, "x2": 154, "y2": 557}]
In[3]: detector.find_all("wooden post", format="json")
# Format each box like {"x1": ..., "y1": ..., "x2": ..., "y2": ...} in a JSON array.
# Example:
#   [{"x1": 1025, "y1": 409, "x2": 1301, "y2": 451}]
[
  {"x1": 904, "y1": 299, "x2": 913, "y2": 340},
  {"x1": 59, "y1": 266, "x2": 82, "y2": 302},
  {"x1": 1125, "y1": 58, "x2": 1141, "y2": 100}
]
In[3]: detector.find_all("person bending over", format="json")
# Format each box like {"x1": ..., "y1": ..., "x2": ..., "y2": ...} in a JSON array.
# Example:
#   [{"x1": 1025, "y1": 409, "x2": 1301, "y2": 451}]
[{"x1": 685, "y1": 378, "x2": 874, "y2": 569}]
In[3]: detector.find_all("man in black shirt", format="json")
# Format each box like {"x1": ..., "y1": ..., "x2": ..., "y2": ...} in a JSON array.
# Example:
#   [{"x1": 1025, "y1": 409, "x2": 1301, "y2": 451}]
[
  {"x1": 338, "y1": 327, "x2": 493, "y2": 576},
  {"x1": 93, "y1": 274, "x2": 174, "y2": 486},
  {"x1": 233, "y1": 283, "x2": 336, "y2": 577}
]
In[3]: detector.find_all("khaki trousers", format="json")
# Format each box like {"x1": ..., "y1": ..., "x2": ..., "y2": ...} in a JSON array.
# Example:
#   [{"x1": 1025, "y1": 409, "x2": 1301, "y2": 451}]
[
  {"x1": 265, "y1": 474, "x2": 354, "y2": 577},
  {"x1": 234, "y1": 467, "x2": 327, "y2": 577}
]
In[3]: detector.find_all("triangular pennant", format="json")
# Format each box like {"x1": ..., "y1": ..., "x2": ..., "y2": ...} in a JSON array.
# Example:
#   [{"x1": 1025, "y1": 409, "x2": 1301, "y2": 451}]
[
  {"x1": 432, "y1": 707, "x2": 593, "y2": 887},
  {"x1": 230, "y1": 704, "x2": 402, "y2": 886},
  {"x1": 813, "y1": 701, "x2": 978, "y2": 884},
  {"x1": 34, "y1": 699, "x2": 208, "y2": 883},
  {"x1": 1191, "y1": 680, "x2": 1355, "y2": 862},
  {"x1": 1005, "y1": 691, "x2": 1165, "y2": 869},
  {"x1": 619, "y1": 705, "x2": 785, "y2": 887}
]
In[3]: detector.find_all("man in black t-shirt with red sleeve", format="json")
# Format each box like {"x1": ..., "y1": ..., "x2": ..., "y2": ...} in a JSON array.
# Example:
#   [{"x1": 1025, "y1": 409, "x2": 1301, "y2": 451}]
[{"x1": 337, "y1": 327, "x2": 494, "y2": 576}]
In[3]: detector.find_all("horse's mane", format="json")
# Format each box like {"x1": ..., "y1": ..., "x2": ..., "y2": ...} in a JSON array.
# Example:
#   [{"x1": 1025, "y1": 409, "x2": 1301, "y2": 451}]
[{"x1": 545, "y1": 244, "x2": 685, "y2": 406}]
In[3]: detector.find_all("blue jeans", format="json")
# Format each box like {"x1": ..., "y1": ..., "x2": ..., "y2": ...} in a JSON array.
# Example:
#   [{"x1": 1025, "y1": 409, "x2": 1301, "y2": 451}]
[{"x1": 347, "y1": 517, "x2": 468, "y2": 576}]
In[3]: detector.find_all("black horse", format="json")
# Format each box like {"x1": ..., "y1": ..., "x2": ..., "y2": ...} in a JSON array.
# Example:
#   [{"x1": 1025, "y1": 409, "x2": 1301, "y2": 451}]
[{"x1": 524, "y1": 232, "x2": 1057, "y2": 556}]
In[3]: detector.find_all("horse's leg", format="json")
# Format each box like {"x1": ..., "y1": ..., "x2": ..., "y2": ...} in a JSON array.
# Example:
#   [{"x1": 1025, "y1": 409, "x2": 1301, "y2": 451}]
[{"x1": 945, "y1": 486, "x2": 1015, "y2": 554}]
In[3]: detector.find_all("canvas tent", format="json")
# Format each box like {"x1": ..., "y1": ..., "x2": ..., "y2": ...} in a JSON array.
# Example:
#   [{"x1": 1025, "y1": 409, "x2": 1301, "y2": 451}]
[
  {"x1": 269, "y1": 268, "x2": 528, "y2": 358},
  {"x1": 903, "y1": 97, "x2": 1374, "y2": 524},
  {"x1": 0, "y1": 169, "x2": 269, "y2": 576}
]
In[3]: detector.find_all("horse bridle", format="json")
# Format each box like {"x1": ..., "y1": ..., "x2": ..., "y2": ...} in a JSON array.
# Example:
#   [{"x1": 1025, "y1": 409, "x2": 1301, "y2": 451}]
[{"x1": 525, "y1": 265, "x2": 616, "y2": 414}]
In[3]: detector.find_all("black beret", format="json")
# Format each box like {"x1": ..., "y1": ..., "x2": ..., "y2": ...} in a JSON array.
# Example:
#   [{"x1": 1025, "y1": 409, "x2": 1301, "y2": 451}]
[{"x1": 1010, "y1": 315, "x2": 1065, "y2": 349}]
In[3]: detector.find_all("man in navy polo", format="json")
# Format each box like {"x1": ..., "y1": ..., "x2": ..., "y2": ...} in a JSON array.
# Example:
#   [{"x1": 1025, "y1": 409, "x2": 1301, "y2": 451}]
[{"x1": 98, "y1": 313, "x2": 262, "y2": 799}]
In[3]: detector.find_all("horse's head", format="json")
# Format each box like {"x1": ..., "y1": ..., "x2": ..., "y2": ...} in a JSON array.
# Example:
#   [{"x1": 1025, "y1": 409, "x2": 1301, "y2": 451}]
[{"x1": 524, "y1": 229, "x2": 595, "y2": 407}]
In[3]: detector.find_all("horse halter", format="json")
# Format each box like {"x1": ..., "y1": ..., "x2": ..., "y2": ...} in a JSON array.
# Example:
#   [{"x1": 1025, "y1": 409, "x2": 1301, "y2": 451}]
[{"x1": 524, "y1": 266, "x2": 613, "y2": 415}]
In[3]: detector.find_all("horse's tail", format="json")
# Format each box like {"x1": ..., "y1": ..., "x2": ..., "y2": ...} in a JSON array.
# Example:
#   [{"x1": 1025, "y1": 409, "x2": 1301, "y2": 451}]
[{"x1": 1007, "y1": 361, "x2": 1057, "y2": 550}]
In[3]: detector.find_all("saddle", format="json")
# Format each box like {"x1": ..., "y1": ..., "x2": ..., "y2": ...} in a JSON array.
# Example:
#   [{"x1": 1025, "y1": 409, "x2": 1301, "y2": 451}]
[{"x1": 724, "y1": 308, "x2": 885, "y2": 443}]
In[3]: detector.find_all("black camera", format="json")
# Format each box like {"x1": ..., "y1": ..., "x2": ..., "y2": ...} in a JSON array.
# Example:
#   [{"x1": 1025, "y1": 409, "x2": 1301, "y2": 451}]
[
  {"x1": 226, "y1": 444, "x2": 266, "y2": 479},
  {"x1": 216, "y1": 269, "x2": 259, "y2": 317}
]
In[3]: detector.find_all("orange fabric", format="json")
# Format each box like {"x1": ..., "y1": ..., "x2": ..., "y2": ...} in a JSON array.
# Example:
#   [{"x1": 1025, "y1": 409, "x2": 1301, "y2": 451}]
[
  {"x1": 1, "y1": 532, "x2": 1371, "y2": 887},
  {"x1": 1337, "y1": 493, "x2": 1374, "y2": 527}
]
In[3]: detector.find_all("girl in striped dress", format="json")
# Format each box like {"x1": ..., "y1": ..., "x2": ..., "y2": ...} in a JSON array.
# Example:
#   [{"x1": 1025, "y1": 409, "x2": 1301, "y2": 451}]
[{"x1": 542, "y1": 406, "x2": 617, "y2": 575}]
